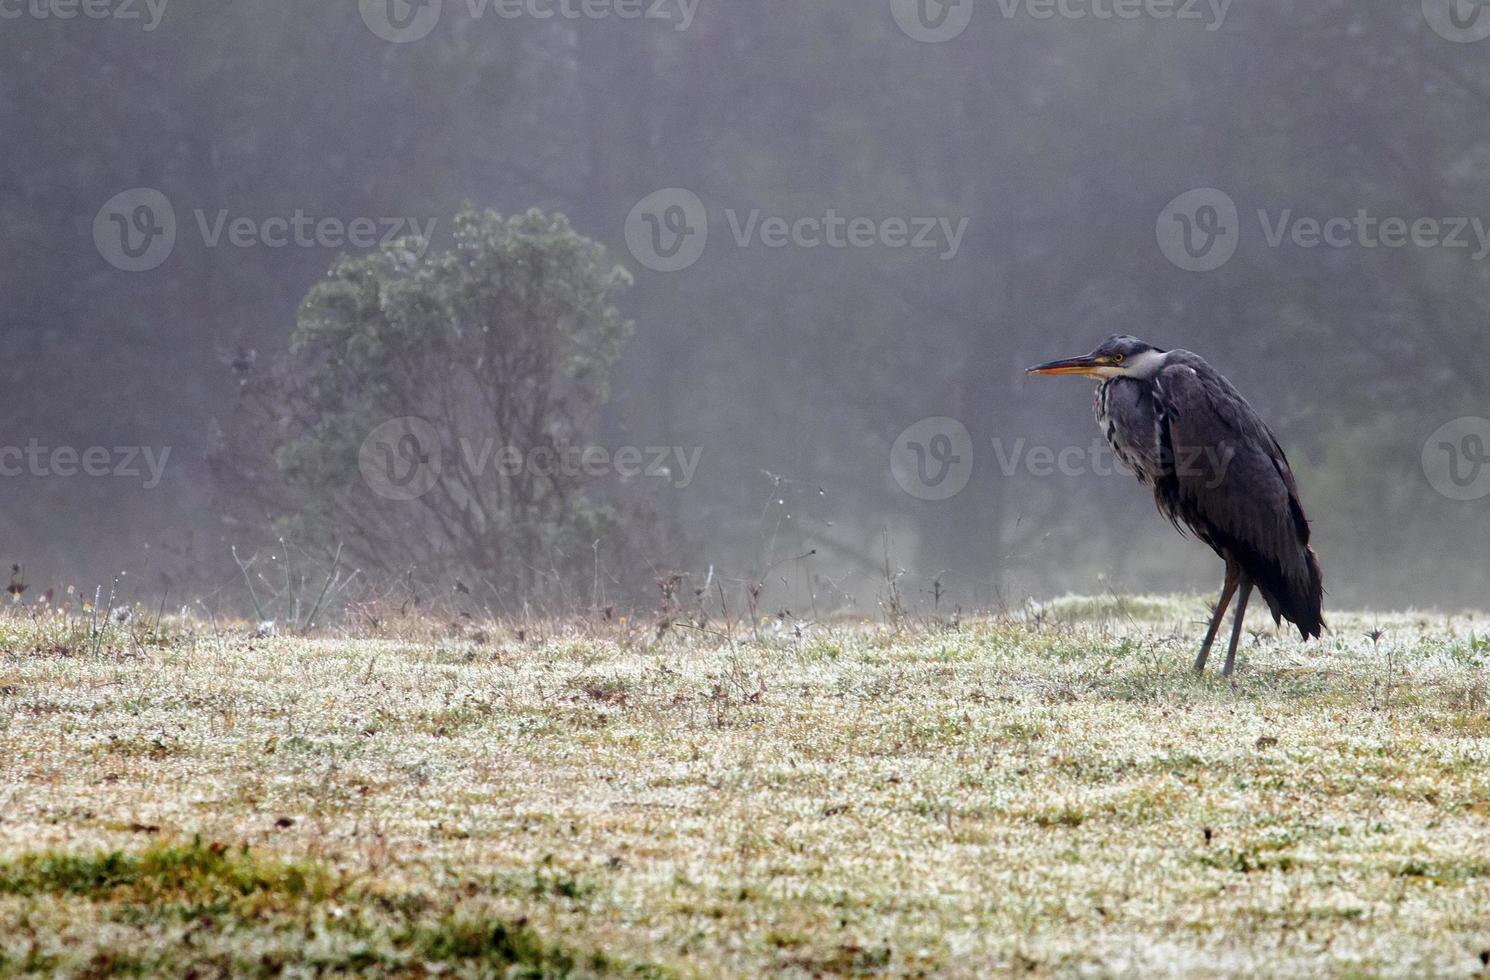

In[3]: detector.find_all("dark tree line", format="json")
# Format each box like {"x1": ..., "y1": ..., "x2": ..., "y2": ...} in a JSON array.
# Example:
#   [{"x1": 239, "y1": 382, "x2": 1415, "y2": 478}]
[{"x1": 4, "y1": 1, "x2": 1488, "y2": 612}]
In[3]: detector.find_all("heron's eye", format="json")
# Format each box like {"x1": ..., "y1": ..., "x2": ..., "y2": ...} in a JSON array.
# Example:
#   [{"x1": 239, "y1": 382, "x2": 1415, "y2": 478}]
[{"x1": 1112, "y1": 353, "x2": 1126, "y2": 365}]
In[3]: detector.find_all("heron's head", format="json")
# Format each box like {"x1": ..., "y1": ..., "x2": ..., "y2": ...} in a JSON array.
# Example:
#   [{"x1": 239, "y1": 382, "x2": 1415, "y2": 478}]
[{"x1": 1025, "y1": 335, "x2": 1167, "y2": 381}]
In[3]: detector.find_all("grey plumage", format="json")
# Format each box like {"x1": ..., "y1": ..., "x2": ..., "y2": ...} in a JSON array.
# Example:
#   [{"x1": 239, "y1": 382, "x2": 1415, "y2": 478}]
[{"x1": 1029, "y1": 336, "x2": 1325, "y2": 675}]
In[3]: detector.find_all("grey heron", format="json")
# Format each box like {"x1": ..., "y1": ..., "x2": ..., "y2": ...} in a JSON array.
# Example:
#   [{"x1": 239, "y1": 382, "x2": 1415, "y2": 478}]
[{"x1": 1026, "y1": 336, "x2": 1324, "y2": 676}]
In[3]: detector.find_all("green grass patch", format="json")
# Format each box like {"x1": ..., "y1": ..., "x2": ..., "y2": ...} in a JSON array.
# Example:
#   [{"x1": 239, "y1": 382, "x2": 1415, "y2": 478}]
[
  {"x1": 0, "y1": 838, "x2": 329, "y2": 908},
  {"x1": 0, "y1": 840, "x2": 666, "y2": 977}
]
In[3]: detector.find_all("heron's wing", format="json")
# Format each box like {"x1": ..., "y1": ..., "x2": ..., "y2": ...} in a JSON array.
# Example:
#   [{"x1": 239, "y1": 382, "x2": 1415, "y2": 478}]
[{"x1": 1156, "y1": 361, "x2": 1322, "y2": 634}]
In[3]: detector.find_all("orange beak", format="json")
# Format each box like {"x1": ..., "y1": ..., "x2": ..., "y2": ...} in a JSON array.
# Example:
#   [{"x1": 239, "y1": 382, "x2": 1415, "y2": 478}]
[{"x1": 1026, "y1": 355, "x2": 1104, "y2": 377}]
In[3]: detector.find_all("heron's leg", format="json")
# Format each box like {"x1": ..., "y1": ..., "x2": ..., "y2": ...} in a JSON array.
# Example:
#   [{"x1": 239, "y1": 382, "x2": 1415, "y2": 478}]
[
  {"x1": 1221, "y1": 578, "x2": 1254, "y2": 678},
  {"x1": 1193, "y1": 567, "x2": 1240, "y2": 673}
]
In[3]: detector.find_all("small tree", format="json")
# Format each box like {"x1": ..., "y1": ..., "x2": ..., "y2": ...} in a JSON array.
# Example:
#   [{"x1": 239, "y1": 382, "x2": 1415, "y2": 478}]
[{"x1": 214, "y1": 207, "x2": 637, "y2": 607}]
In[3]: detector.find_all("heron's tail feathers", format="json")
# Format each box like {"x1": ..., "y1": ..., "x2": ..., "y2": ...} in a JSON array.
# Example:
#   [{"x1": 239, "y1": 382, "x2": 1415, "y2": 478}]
[
  {"x1": 1246, "y1": 542, "x2": 1324, "y2": 641},
  {"x1": 1290, "y1": 544, "x2": 1326, "y2": 640}
]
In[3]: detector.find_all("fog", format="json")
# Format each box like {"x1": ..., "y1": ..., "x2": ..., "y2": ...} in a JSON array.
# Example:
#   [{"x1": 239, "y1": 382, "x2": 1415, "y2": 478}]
[{"x1": 4, "y1": 0, "x2": 1488, "y2": 619}]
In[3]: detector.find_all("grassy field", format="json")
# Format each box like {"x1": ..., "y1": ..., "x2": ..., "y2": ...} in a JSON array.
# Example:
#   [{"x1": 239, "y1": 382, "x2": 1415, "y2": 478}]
[{"x1": 4, "y1": 597, "x2": 1490, "y2": 977}]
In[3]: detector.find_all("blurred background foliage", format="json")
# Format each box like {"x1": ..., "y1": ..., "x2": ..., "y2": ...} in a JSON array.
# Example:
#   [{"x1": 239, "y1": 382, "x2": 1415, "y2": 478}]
[
  {"x1": 2, "y1": 0, "x2": 1487, "y2": 614},
  {"x1": 210, "y1": 207, "x2": 649, "y2": 609}
]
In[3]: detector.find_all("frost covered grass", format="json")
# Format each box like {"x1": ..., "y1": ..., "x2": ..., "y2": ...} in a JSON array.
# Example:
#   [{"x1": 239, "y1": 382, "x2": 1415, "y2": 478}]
[{"x1": 3, "y1": 599, "x2": 1490, "y2": 976}]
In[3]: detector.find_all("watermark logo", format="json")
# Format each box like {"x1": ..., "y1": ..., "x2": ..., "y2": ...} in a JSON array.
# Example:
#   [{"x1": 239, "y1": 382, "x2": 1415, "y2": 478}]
[
  {"x1": 1157, "y1": 190, "x2": 1490, "y2": 272},
  {"x1": 93, "y1": 188, "x2": 176, "y2": 272},
  {"x1": 359, "y1": 0, "x2": 443, "y2": 42},
  {"x1": 625, "y1": 187, "x2": 970, "y2": 272},
  {"x1": 192, "y1": 210, "x2": 435, "y2": 253},
  {"x1": 360, "y1": 0, "x2": 698, "y2": 42},
  {"x1": 0, "y1": 441, "x2": 171, "y2": 489},
  {"x1": 890, "y1": 422, "x2": 1238, "y2": 500},
  {"x1": 0, "y1": 0, "x2": 170, "y2": 30},
  {"x1": 94, "y1": 188, "x2": 437, "y2": 272},
  {"x1": 625, "y1": 188, "x2": 708, "y2": 272},
  {"x1": 1156, "y1": 187, "x2": 1238, "y2": 272},
  {"x1": 1423, "y1": 0, "x2": 1490, "y2": 42},
  {"x1": 462, "y1": 440, "x2": 703, "y2": 488},
  {"x1": 891, "y1": 418, "x2": 974, "y2": 500},
  {"x1": 1256, "y1": 210, "x2": 1490, "y2": 260},
  {"x1": 890, "y1": 0, "x2": 975, "y2": 41},
  {"x1": 360, "y1": 417, "x2": 443, "y2": 501},
  {"x1": 359, "y1": 418, "x2": 704, "y2": 500},
  {"x1": 1423, "y1": 416, "x2": 1490, "y2": 501},
  {"x1": 990, "y1": 437, "x2": 1231, "y2": 485},
  {"x1": 891, "y1": 0, "x2": 1228, "y2": 41}
]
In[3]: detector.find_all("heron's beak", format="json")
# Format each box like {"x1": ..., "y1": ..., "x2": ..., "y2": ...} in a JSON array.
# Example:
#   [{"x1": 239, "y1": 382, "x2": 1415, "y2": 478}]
[{"x1": 1026, "y1": 355, "x2": 1104, "y2": 377}]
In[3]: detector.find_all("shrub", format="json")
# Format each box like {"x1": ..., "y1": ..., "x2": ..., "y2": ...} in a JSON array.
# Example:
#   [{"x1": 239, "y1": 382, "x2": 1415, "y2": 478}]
[{"x1": 213, "y1": 206, "x2": 644, "y2": 609}]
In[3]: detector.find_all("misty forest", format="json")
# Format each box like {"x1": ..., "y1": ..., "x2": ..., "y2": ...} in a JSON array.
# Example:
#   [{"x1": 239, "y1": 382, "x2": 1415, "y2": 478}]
[
  {"x1": 7, "y1": 0, "x2": 1490, "y2": 616},
  {"x1": 4, "y1": 1, "x2": 1490, "y2": 976}
]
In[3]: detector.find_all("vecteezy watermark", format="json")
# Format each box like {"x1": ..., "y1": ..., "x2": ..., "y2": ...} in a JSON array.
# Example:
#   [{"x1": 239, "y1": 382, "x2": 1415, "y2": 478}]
[
  {"x1": 0, "y1": 441, "x2": 171, "y2": 489},
  {"x1": 625, "y1": 189, "x2": 708, "y2": 273},
  {"x1": 889, "y1": 0, "x2": 1228, "y2": 42},
  {"x1": 624, "y1": 187, "x2": 970, "y2": 272},
  {"x1": 93, "y1": 188, "x2": 436, "y2": 272},
  {"x1": 1423, "y1": 416, "x2": 1490, "y2": 501},
  {"x1": 889, "y1": 0, "x2": 976, "y2": 41},
  {"x1": 1156, "y1": 187, "x2": 1239, "y2": 272},
  {"x1": 359, "y1": 417, "x2": 704, "y2": 501},
  {"x1": 1422, "y1": 0, "x2": 1490, "y2": 43},
  {"x1": 93, "y1": 188, "x2": 176, "y2": 273},
  {"x1": 0, "y1": 0, "x2": 169, "y2": 30},
  {"x1": 359, "y1": 0, "x2": 698, "y2": 43},
  {"x1": 359, "y1": 418, "x2": 444, "y2": 502},
  {"x1": 988, "y1": 437, "x2": 1232, "y2": 485},
  {"x1": 1158, "y1": 187, "x2": 1490, "y2": 272},
  {"x1": 889, "y1": 418, "x2": 1236, "y2": 500},
  {"x1": 891, "y1": 417, "x2": 974, "y2": 500}
]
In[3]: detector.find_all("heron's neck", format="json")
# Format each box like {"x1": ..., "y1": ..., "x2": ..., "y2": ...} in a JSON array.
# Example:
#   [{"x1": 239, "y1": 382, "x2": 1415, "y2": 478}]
[{"x1": 1125, "y1": 349, "x2": 1168, "y2": 380}]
